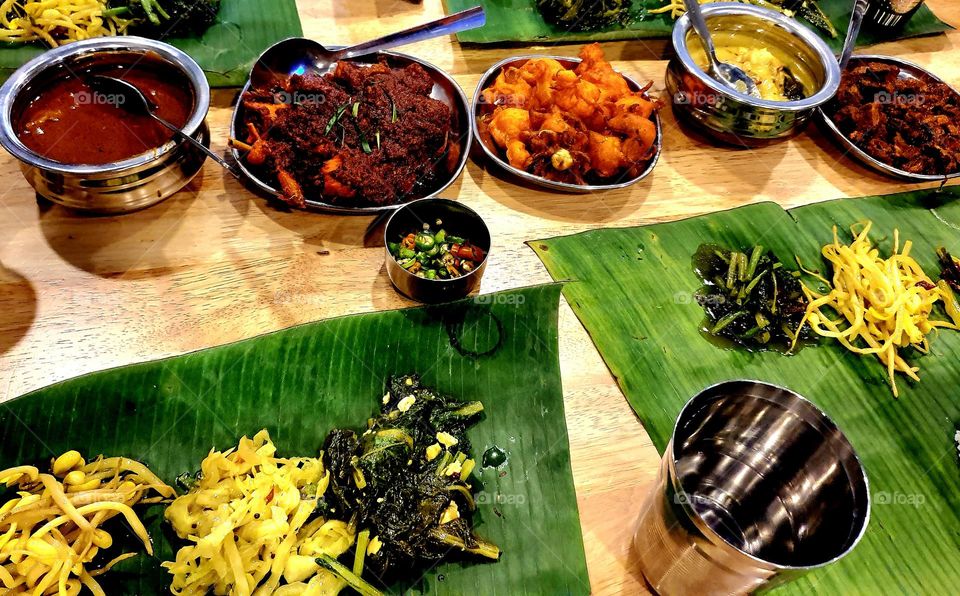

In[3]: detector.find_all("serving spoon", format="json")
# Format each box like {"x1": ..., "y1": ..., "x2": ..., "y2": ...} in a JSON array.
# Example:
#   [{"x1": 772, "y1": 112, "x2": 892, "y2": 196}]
[
  {"x1": 838, "y1": 0, "x2": 870, "y2": 70},
  {"x1": 683, "y1": 0, "x2": 761, "y2": 98},
  {"x1": 250, "y1": 6, "x2": 486, "y2": 88},
  {"x1": 89, "y1": 75, "x2": 244, "y2": 180}
]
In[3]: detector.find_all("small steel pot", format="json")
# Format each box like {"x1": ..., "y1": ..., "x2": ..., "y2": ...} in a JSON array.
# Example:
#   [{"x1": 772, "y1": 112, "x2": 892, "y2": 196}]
[
  {"x1": 666, "y1": 3, "x2": 841, "y2": 145},
  {"x1": 384, "y1": 198, "x2": 490, "y2": 304},
  {"x1": 0, "y1": 37, "x2": 210, "y2": 214}
]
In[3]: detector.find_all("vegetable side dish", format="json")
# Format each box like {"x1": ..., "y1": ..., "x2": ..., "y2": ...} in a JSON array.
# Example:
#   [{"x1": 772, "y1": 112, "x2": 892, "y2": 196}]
[
  {"x1": 693, "y1": 244, "x2": 809, "y2": 349},
  {"x1": 233, "y1": 60, "x2": 460, "y2": 209},
  {"x1": 652, "y1": 0, "x2": 837, "y2": 38},
  {"x1": 0, "y1": 452, "x2": 174, "y2": 594},
  {"x1": 164, "y1": 374, "x2": 497, "y2": 594},
  {"x1": 478, "y1": 43, "x2": 660, "y2": 185},
  {"x1": 535, "y1": 0, "x2": 628, "y2": 31},
  {"x1": 388, "y1": 221, "x2": 486, "y2": 280},
  {"x1": 0, "y1": 0, "x2": 220, "y2": 47},
  {"x1": 793, "y1": 222, "x2": 960, "y2": 397},
  {"x1": 831, "y1": 60, "x2": 960, "y2": 176}
]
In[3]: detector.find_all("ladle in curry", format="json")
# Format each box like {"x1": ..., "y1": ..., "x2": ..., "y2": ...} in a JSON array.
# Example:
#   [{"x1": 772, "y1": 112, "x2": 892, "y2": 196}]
[
  {"x1": 89, "y1": 75, "x2": 244, "y2": 180},
  {"x1": 249, "y1": 6, "x2": 486, "y2": 88},
  {"x1": 683, "y1": 0, "x2": 761, "y2": 98}
]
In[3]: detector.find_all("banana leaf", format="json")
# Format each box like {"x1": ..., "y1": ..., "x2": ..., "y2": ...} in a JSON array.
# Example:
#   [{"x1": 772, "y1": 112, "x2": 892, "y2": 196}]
[
  {"x1": 531, "y1": 187, "x2": 960, "y2": 593},
  {"x1": 445, "y1": 0, "x2": 951, "y2": 51},
  {"x1": 0, "y1": 284, "x2": 589, "y2": 594},
  {"x1": 0, "y1": 0, "x2": 303, "y2": 87}
]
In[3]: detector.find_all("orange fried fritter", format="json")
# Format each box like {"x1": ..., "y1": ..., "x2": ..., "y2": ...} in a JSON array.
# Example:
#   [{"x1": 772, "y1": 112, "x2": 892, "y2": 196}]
[{"x1": 480, "y1": 43, "x2": 660, "y2": 184}]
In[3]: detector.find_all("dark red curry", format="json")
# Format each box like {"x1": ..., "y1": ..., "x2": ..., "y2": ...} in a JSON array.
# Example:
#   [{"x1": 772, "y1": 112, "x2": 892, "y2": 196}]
[{"x1": 16, "y1": 64, "x2": 193, "y2": 165}]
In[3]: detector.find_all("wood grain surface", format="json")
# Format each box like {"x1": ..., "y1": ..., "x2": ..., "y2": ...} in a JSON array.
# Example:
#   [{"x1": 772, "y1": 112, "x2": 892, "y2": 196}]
[{"x1": 1, "y1": 1, "x2": 958, "y2": 592}]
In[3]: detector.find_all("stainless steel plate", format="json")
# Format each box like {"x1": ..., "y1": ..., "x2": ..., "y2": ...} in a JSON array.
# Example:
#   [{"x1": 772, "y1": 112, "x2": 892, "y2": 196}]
[
  {"x1": 471, "y1": 54, "x2": 662, "y2": 194},
  {"x1": 229, "y1": 44, "x2": 472, "y2": 214},
  {"x1": 819, "y1": 54, "x2": 960, "y2": 183}
]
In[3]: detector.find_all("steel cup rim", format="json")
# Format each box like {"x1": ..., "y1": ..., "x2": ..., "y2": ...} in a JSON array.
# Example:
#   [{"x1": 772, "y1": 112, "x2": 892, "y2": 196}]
[{"x1": 666, "y1": 378, "x2": 871, "y2": 571}]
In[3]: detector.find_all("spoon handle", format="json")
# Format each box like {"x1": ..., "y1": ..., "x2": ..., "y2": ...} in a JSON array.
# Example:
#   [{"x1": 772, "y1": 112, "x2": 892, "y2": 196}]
[
  {"x1": 337, "y1": 6, "x2": 486, "y2": 61},
  {"x1": 839, "y1": 0, "x2": 870, "y2": 70},
  {"x1": 683, "y1": 0, "x2": 719, "y2": 64},
  {"x1": 153, "y1": 114, "x2": 245, "y2": 180}
]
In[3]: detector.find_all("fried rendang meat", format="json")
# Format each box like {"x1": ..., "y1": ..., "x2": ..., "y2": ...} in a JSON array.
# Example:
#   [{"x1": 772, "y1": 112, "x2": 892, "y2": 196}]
[
  {"x1": 478, "y1": 43, "x2": 660, "y2": 185},
  {"x1": 235, "y1": 60, "x2": 459, "y2": 208},
  {"x1": 832, "y1": 60, "x2": 960, "y2": 176}
]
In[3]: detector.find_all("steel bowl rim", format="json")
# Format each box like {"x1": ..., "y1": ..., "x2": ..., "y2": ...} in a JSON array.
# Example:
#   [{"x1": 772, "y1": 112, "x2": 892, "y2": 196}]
[
  {"x1": 229, "y1": 41, "x2": 472, "y2": 215},
  {"x1": 470, "y1": 53, "x2": 663, "y2": 193},
  {"x1": 672, "y1": 3, "x2": 841, "y2": 112},
  {"x1": 383, "y1": 197, "x2": 490, "y2": 288},
  {"x1": 0, "y1": 36, "x2": 209, "y2": 176},
  {"x1": 666, "y1": 378, "x2": 871, "y2": 571},
  {"x1": 818, "y1": 53, "x2": 960, "y2": 183}
]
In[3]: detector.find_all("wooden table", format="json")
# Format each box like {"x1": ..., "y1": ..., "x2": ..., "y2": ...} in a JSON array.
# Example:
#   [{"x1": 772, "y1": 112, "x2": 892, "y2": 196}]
[{"x1": 1, "y1": 1, "x2": 958, "y2": 592}]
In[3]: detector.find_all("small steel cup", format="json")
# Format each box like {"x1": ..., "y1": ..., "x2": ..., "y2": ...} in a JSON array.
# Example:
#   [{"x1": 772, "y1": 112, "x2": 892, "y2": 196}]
[
  {"x1": 634, "y1": 380, "x2": 870, "y2": 595},
  {"x1": 865, "y1": 0, "x2": 925, "y2": 29}
]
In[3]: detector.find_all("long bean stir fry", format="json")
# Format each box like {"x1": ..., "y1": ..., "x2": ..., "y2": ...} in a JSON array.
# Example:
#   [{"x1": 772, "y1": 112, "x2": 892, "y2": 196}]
[
  {"x1": 693, "y1": 243, "x2": 809, "y2": 349},
  {"x1": 388, "y1": 222, "x2": 485, "y2": 280},
  {"x1": 0, "y1": 452, "x2": 174, "y2": 594}
]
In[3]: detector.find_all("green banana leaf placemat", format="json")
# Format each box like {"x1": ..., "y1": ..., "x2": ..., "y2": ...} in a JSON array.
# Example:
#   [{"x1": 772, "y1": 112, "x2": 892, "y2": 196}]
[
  {"x1": 0, "y1": 0, "x2": 303, "y2": 87},
  {"x1": 446, "y1": 0, "x2": 951, "y2": 51},
  {"x1": 0, "y1": 284, "x2": 589, "y2": 594},
  {"x1": 531, "y1": 188, "x2": 960, "y2": 593}
]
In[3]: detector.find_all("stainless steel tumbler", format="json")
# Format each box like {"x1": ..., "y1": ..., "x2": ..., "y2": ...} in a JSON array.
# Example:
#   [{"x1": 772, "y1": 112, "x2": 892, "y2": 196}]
[
  {"x1": 633, "y1": 381, "x2": 870, "y2": 595},
  {"x1": 865, "y1": 0, "x2": 925, "y2": 29}
]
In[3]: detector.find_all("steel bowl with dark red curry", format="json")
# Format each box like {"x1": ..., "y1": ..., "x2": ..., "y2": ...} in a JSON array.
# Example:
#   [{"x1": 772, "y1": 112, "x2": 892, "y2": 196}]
[{"x1": 15, "y1": 58, "x2": 194, "y2": 165}]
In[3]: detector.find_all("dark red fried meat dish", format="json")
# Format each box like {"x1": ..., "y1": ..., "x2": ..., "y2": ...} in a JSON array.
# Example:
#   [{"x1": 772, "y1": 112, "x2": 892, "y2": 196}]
[
  {"x1": 233, "y1": 60, "x2": 460, "y2": 208},
  {"x1": 831, "y1": 60, "x2": 960, "y2": 176}
]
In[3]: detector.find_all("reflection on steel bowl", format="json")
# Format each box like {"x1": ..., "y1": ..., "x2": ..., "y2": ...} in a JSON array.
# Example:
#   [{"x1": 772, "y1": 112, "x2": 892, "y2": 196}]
[
  {"x1": 666, "y1": 4, "x2": 840, "y2": 145},
  {"x1": 229, "y1": 50, "x2": 471, "y2": 215},
  {"x1": 0, "y1": 37, "x2": 210, "y2": 214}
]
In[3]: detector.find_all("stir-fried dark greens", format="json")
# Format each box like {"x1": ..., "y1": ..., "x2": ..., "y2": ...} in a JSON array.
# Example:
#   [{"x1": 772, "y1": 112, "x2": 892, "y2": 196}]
[
  {"x1": 693, "y1": 244, "x2": 809, "y2": 349},
  {"x1": 938, "y1": 247, "x2": 960, "y2": 292},
  {"x1": 321, "y1": 374, "x2": 499, "y2": 582},
  {"x1": 535, "y1": 0, "x2": 628, "y2": 31}
]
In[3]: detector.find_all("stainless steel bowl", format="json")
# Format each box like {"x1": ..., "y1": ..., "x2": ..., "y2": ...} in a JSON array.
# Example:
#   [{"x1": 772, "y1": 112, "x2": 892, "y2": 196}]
[
  {"x1": 0, "y1": 37, "x2": 210, "y2": 214},
  {"x1": 384, "y1": 198, "x2": 490, "y2": 304},
  {"x1": 229, "y1": 45, "x2": 471, "y2": 215},
  {"x1": 666, "y1": 3, "x2": 841, "y2": 145},
  {"x1": 472, "y1": 55, "x2": 662, "y2": 193},
  {"x1": 819, "y1": 54, "x2": 960, "y2": 183}
]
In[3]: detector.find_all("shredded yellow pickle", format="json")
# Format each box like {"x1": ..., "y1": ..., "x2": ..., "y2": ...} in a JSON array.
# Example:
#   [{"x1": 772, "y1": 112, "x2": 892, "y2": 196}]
[{"x1": 793, "y1": 221, "x2": 960, "y2": 397}]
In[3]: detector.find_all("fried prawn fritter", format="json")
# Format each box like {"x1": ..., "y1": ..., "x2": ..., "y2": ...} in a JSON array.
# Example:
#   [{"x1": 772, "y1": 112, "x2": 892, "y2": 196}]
[{"x1": 480, "y1": 43, "x2": 660, "y2": 185}]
